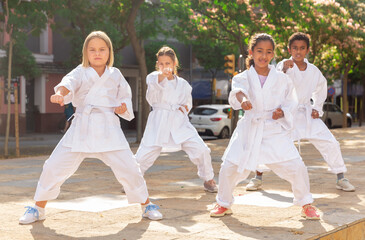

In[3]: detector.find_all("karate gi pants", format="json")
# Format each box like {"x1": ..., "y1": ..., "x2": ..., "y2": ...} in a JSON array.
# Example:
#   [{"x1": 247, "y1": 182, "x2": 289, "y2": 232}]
[
  {"x1": 136, "y1": 136, "x2": 214, "y2": 181},
  {"x1": 216, "y1": 158, "x2": 313, "y2": 208},
  {"x1": 256, "y1": 126, "x2": 347, "y2": 175},
  {"x1": 34, "y1": 141, "x2": 149, "y2": 204},
  {"x1": 306, "y1": 126, "x2": 347, "y2": 174}
]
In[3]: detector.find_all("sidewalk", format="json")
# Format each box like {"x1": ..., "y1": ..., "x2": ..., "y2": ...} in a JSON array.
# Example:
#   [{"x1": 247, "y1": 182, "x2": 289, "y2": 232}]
[
  {"x1": 0, "y1": 126, "x2": 364, "y2": 239},
  {"x1": 0, "y1": 129, "x2": 138, "y2": 158}
]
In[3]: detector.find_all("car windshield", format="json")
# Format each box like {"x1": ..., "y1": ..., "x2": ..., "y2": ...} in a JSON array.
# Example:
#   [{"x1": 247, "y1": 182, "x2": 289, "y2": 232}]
[{"x1": 193, "y1": 107, "x2": 218, "y2": 115}]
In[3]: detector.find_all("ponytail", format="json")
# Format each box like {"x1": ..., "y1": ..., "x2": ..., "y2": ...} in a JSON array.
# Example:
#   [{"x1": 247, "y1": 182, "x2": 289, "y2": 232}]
[{"x1": 246, "y1": 56, "x2": 255, "y2": 69}]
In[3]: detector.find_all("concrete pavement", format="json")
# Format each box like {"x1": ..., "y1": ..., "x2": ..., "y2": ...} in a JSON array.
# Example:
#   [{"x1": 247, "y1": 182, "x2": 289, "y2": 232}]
[{"x1": 0, "y1": 127, "x2": 365, "y2": 239}]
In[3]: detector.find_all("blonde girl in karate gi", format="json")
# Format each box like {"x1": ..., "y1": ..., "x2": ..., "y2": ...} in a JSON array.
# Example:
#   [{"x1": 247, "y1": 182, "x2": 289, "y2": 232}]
[
  {"x1": 246, "y1": 32, "x2": 355, "y2": 192},
  {"x1": 135, "y1": 46, "x2": 217, "y2": 193},
  {"x1": 19, "y1": 31, "x2": 162, "y2": 224},
  {"x1": 210, "y1": 33, "x2": 320, "y2": 220}
]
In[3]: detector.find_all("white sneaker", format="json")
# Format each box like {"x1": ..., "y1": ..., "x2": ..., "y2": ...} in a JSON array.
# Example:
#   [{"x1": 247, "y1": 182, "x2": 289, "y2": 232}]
[
  {"x1": 336, "y1": 178, "x2": 355, "y2": 192},
  {"x1": 246, "y1": 178, "x2": 262, "y2": 191},
  {"x1": 142, "y1": 204, "x2": 163, "y2": 220},
  {"x1": 19, "y1": 206, "x2": 45, "y2": 224}
]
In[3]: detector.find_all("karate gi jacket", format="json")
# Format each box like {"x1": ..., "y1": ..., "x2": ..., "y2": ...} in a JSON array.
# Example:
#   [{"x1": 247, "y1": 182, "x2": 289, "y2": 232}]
[
  {"x1": 141, "y1": 71, "x2": 197, "y2": 151},
  {"x1": 222, "y1": 65, "x2": 300, "y2": 172},
  {"x1": 277, "y1": 58, "x2": 327, "y2": 140},
  {"x1": 55, "y1": 65, "x2": 134, "y2": 152}
]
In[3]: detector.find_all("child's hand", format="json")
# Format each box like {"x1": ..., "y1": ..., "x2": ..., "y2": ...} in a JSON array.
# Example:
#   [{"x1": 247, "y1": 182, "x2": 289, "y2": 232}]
[
  {"x1": 158, "y1": 67, "x2": 173, "y2": 82},
  {"x1": 50, "y1": 93, "x2": 65, "y2": 106},
  {"x1": 179, "y1": 105, "x2": 189, "y2": 114},
  {"x1": 311, "y1": 109, "x2": 319, "y2": 119},
  {"x1": 283, "y1": 60, "x2": 294, "y2": 73},
  {"x1": 115, "y1": 103, "x2": 127, "y2": 114},
  {"x1": 272, "y1": 108, "x2": 284, "y2": 120},
  {"x1": 241, "y1": 100, "x2": 252, "y2": 111}
]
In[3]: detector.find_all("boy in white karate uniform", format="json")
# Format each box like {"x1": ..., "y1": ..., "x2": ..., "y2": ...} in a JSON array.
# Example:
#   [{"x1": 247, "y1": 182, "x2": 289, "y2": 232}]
[
  {"x1": 246, "y1": 32, "x2": 355, "y2": 192},
  {"x1": 210, "y1": 33, "x2": 320, "y2": 220},
  {"x1": 19, "y1": 31, "x2": 162, "y2": 224},
  {"x1": 135, "y1": 46, "x2": 217, "y2": 193}
]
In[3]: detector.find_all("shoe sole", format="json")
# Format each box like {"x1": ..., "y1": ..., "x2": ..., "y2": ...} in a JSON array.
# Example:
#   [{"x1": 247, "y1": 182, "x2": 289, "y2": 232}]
[
  {"x1": 210, "y1": 210, "x2": 233, "y2": 217},
  {"x1": 143, "y1": 217, "x2": 163, "y2": 221},
  {"x1": 336, "y1": 185, "x2": 355, "y2": 192},
  {"x1": 301, "y1": 214, "x2": 320, "y2": 220},
  {"x1": 246, "y1": 186, "x2": 262, "y2": 191},
  {"x1": 204, "y1": 188, "x2": 218, "y2": 193},
  {"x1": 19, "y1": 217, "x2": 46, "y2": 225}
]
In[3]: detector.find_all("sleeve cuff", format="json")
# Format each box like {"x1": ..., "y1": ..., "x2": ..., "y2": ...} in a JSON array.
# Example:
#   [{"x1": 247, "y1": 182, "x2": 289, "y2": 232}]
[
  {"x1": 229, "y1": 89, "x2": 248, "y2": 110},
  {"x1": 118, "y1": 99, "x2": 135, "y2": 121},
  {"x1": 54, "y1": 83, "x2": 73, "y2": 104}
]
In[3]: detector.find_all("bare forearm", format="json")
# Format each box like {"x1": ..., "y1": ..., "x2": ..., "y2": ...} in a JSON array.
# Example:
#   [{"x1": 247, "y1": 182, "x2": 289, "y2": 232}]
[{"x1": 56, "y1": 86, "x2": 70, "y2": 96}]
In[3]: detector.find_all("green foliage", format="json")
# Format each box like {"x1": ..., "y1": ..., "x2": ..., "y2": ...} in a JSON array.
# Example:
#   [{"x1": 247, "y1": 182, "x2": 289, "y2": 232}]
[
  {"x1": 51, "y1": 0, "x2": 166, "y2": 68},
  {"x1": 0, "y1": 37, "x2": 40, "y2": 79},
  {"x1": 193, "y1": 41, "x2": 236, "y2": 77},
  {"x1": 0, "y1": 0, "x2": 51, "y2": 79}
]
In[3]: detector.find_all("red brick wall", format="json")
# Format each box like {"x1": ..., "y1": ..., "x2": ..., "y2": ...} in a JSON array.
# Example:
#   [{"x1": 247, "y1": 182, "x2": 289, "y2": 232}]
[
  {"x1": 35, "y1": 112, "x2": 65, "y2": 133},
  {"x1": 46, "y1": 73, "x2": 64, "y2": 113}
]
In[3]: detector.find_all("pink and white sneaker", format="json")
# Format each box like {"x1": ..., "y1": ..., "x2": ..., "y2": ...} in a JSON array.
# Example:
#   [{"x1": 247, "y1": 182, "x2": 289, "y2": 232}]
[
  {"x1": 210, "y1": 204, "x2": 232, "y2": 217},
  {"x1": 301, "y1": 204, "x2": 320, "y2": 220}
]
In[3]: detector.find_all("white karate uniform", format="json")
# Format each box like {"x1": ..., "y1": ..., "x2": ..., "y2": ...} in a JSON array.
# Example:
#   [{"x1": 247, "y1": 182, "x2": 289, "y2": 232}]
[
  {"x1": 277, "y1": 58, "x2": 347, "y2": 174},
  {"x1": 34, "y1": 65, "x2": 148, "y2": 204},
  {"x1": 135, "y1": 72, "x2": 214, "y2": 181},
  {"x1": 217, "y1": 66, "x2": 313, "y2": 208}
]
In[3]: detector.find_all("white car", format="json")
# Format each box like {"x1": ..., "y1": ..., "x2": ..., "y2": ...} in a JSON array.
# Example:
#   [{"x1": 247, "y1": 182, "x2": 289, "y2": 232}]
[
  {"x1": 189, "y1": 104, "x2": 243, "y2": 139},
  {"x1": 321, "y1": 102, "x2": 352, "y2": 128}
]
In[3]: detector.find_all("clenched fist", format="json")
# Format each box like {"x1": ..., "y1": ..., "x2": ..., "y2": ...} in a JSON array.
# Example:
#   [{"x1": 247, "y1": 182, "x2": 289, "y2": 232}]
[
  {"x1": 282, "y1": 59, "x2": 294, "y2": 73},
  {"x1": 311, "y1": 109, "x2": 319, "y2": 119},
  {"x1": 50, "y1": 94, "x2": 65, "y2": 106},
  {"x1": 272, "y1": 108, "x2": 284, "y2": 120},
  {"x1": 241, "y1": 100, "x2": 253, "y2": 111},
  {"x1": 179, "y1": 105, "x2": 189, "y2": 114},
  {"x1": 115, "y1": 103, "x2": 127, "y2": 114}
]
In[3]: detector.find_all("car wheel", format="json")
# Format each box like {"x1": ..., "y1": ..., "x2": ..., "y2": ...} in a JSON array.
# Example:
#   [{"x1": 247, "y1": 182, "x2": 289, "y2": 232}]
[
  {"x1": 347, "y1": 118, "x2": 352, "y2": 128},
  {"x1": 325, "y1": 119, "x2": 332, "y2": 128},
  {"x1": 219, "y1": 127, "x2": 230, "y2": 139}
]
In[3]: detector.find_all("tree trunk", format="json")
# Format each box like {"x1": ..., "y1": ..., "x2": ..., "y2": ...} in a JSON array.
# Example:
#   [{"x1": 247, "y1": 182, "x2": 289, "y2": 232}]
[
  {"x1": 342, "y1": 61, "x2": 352, "y2": 128},
  {"x1": 359, "y1": 73, "x2": 365, "y2": 127},
  {"x1": 126, "y1": 0, "x2": 149, "y2": 142},
  {"x1": 4, "y1": 39, "x2": 13, "y2": 158}
]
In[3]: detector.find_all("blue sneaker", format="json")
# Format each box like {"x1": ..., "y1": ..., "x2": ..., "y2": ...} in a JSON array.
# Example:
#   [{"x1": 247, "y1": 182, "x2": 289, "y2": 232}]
[
  {"x1": 19, "y1": 206, "x2": 45, "y2": 224},
  {"x1": 142, "y1": 204, "x2": 163, "y2": 220}
]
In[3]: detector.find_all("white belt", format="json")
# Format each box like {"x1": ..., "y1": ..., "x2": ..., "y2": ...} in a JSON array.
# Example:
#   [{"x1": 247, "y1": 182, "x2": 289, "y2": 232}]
[
  {"x1": 75, "y1": 105, "x2": 114, "y2": 140},
  {"x1": 238, "y1": 110, "x2": 274, "y2": 173},
  {"x1": 152, "y1": 103, "x2": 182, "y2": 111},
  {"x1": 297, "y1": 103, "x2": 312, "y2": 136}
]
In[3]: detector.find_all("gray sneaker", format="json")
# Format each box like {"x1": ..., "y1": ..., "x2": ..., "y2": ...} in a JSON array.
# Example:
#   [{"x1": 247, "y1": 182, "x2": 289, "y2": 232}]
[
  {"x1": 246, "y1": 178, "x2": 262, "y2": 191},
  {"x1": 204, "y1": 180, "x2": 218, "y2": 193},
  {"x1": 336, "y1": 178, "x2": 355, "y2": 192}
]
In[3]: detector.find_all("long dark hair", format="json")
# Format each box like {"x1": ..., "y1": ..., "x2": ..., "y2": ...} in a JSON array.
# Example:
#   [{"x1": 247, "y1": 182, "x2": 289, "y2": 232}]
[{"x1": 246, "y1": 33, "x2": 275, "y2": 69}]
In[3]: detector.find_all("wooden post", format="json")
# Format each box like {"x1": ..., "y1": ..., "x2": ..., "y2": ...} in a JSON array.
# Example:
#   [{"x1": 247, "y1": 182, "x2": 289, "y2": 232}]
[
  {"x1": 14, "y1": 81, "x2": 19, "y2": 157},
  {"x1": 4, "y1": 38, "x2": 13, "y2": 158}
]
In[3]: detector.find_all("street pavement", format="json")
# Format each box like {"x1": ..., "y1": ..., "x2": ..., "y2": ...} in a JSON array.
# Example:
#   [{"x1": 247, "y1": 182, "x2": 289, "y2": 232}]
[{"x1": 0, "y1": 126, "x2": 365, "y2": 239}]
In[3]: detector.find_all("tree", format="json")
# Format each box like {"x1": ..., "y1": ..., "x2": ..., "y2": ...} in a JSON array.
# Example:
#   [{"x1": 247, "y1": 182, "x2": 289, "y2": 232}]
[
  {"x1": 54, "y1": 0, "x2": 166, "y2": 142},
  {"x1": 0, "y1": 0, "x2": 51, "y2": 157}
]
